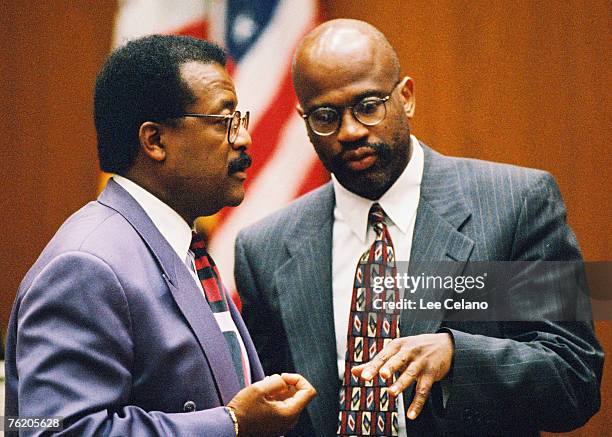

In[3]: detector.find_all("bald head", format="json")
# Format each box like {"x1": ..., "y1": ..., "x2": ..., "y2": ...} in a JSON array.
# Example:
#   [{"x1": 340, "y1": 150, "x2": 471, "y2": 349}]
[
  {"x1": 291, "y1": 19, "x2": 414, "y2": 200},
  {"x1": 292, "y1": 19, "x2": 400, "y2": 103}
]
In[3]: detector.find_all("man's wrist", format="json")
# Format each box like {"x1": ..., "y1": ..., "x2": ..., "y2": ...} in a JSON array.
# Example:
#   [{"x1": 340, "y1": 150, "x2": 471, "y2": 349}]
[
  {"x1": 436, "y1": 328, "x2": 455, "y2": 379},
  {"x1": 225, "y1": 406, "x2": 239, "y2": 436}
]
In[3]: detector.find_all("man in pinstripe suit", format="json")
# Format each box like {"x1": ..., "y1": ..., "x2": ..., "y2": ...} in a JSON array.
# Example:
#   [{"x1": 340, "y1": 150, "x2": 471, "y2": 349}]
[{"x1": 234, "y1": 19, "x2": 603, "y2": 436}]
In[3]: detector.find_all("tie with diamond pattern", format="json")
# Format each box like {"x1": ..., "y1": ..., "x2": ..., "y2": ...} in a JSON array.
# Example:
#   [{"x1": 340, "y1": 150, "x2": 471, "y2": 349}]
[
  {"x1": 338, "y1": 203, "x2": 400, "y2": 436},
  {"x1": 190, "y1": 232, "x2": 249, "y2": 388}
]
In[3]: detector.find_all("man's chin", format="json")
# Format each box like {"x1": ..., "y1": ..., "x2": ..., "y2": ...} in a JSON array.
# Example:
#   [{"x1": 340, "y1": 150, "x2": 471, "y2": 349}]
[
  {"x1": 336, "y1": 170, "x2": 390, "y2": 199},
  {"x1": 225, "y1": 190, "x2": 245, "y2": 208}
]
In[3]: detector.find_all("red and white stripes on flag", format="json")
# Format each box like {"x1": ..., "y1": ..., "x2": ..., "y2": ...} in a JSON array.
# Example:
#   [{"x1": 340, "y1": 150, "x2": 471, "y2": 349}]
[{"x1": 112, "y1": 0, "x2": 328, "y2": 308}]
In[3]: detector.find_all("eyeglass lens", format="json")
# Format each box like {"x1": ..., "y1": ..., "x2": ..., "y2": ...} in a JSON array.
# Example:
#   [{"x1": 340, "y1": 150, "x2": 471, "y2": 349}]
[
  {"x1": 308, "y1": 97, "x2": 387, "y2": 135},
  {"x1": 228, "y1": 111, "x2": 250, "y2": 144}
]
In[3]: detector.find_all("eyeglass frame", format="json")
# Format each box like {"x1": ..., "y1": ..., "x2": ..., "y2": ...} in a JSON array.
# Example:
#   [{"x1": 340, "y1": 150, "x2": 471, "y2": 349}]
[
  {"x1": 301, "y1": 80, "x2": 403, "y2": 136},
  {"x1": 177, "y1": 110, "x2": 250, "y2": 145}
]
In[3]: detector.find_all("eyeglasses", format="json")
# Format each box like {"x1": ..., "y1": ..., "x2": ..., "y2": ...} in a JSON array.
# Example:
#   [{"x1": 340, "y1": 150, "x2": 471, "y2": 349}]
[
  {"x1": 178, "y1": 110, "x2": 250, "y2": 144},
  {"x1": 302, "y1": 82, "x2": 401, "y2": 136}
]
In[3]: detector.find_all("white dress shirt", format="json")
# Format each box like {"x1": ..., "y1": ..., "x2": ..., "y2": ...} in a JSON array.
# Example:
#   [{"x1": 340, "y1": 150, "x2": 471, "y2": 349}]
[
  {"x1": 113, "y1": 175, "x2": 251, "y2": 385},
  {"x1": 332, "y1": 136, "x2": 424, "y2": 436}
]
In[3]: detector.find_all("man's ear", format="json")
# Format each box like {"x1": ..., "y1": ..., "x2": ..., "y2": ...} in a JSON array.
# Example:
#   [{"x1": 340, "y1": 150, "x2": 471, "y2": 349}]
[
  {"x1": 138, "y1": 121, "x2": 166, "y2": 162},
  {"x1": 399, "y1": 76, "x2": 415, "y2": 118},
  {"x1": 296, "y1": 103, "x2": 304, "y2": 116}
]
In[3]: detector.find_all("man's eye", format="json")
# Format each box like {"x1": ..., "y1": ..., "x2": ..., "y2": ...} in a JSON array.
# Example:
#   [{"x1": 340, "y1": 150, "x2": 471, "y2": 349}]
[
  {"x1": 357, "y1": 99, "x2": 382, "y2": 115},
  {"x1": 311, "y1": 108, "x2": 338, "y2": 124}
]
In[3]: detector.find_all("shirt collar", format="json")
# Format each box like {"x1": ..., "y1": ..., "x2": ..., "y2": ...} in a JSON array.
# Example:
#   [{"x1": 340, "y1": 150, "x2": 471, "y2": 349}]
[
  {"x1": 112, "y1": 175, "x2": 193, "y2": 263},
  {"x1": 332, "y1": 135, "x2": 424, "y2": 243}
]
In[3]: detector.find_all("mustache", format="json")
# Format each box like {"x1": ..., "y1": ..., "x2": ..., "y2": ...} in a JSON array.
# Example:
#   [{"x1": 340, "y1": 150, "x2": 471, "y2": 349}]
[
  {"x1": 332, "y1": 141, "x2": 392, "y2": 168},
  {"x1": 228, "y1": 152, "x2": 252, "y2": 174}
]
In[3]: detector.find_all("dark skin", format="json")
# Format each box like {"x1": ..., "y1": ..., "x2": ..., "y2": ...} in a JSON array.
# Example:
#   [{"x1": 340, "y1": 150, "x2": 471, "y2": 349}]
[
  {"x1": 126, "y1": 61, "x2": 252, "y2": 223},
  {"x1": 125, "y1": 61, "x2": 316, "y2": 435},
  {"x1": 228, "y1": 373, "x2": 316, "y2": 437},
  {"x1": 293, "y1": 19, "x2": 453, "y2": 420},
  {"x1": 293, "y1": 20, "x2": 413, "y2": 200}
]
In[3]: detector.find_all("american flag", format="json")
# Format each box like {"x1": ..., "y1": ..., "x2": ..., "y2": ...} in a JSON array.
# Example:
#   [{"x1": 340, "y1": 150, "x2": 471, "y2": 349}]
[{"x1": 112, "y1": 0, "x2": 328, "y2": 308}]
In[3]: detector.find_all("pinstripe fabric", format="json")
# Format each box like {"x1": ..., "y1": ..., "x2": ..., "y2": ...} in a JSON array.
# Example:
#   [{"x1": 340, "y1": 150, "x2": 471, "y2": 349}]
[{"x1": 235, "y1": 143, "x2": 603, "y2": 436}]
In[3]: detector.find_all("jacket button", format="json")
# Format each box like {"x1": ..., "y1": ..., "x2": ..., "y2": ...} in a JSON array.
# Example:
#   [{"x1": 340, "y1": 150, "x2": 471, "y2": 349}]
[{"x1": 183, "y1": 400, "x2": 197, "y2": 412}]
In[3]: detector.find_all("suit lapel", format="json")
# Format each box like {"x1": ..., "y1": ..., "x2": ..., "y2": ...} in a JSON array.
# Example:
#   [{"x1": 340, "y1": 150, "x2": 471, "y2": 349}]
[
  {"x1": 401, "y1": 144, "x2": 475, "y2": 336},
  {"x1": 274, "y1": 183, "x2": 339, "y2": 436},
  {"x1": 162, "y1": 264, "x2": 242, "y2": 404},
  {"x1": 98, "y1": 179, "x2": 240, "y2": 404}
]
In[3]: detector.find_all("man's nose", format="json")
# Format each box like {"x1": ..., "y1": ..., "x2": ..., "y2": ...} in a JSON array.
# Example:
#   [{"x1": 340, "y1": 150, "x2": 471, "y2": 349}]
[
  {"x1": 336, "y1": 109, "x2": 369, "y2": 143},
  {"x1": 232, "y1": 124, "x2": 251, "y2": 150}
]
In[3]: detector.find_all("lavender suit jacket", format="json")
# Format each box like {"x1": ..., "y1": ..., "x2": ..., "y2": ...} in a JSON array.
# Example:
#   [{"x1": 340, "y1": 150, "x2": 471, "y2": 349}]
[{"x1": 5, "y1": 179, "x2": 264, "y2": 436}]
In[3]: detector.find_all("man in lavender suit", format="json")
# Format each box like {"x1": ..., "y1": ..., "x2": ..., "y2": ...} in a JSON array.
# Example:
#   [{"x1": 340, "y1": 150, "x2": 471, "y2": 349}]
[{"x1": 5, "y1": 35, "x2": 314, "y2": 436}]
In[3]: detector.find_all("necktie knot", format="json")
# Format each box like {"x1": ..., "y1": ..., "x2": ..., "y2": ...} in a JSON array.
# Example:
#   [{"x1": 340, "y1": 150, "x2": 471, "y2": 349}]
[
  {"x1": 190, "y1": 231, "x2": 206, "y2": 255},
  {"x1": 368, "y1": 203, "x2": 387, "y2": 225},
  {"x1": 368, "y1": 203, "x2": 388, "y2": 236}
]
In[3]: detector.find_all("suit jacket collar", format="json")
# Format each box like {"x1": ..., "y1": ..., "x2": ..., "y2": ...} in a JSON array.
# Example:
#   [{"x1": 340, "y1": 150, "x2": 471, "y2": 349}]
[
  {"x1": 112, "y1": 175, "x2": 192, "y2": 264},
  {"x1": 97, "y1": 179, "x2": 250, "y2": 404},
  {"x1": 279, "y1": 143, "x2": 474, "y2": 270},
  {"x1": 401, "y1": 143, "x2": 475, "y2": 336},
  {"x1": 418, "y1": 143, "x2": 472, "y2": 234}
]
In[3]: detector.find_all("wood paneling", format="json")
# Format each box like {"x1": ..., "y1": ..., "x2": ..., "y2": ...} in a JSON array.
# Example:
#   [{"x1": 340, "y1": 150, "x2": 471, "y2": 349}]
[{"x1": 0, "y1": 1, "x2": 116, "y2": 330}]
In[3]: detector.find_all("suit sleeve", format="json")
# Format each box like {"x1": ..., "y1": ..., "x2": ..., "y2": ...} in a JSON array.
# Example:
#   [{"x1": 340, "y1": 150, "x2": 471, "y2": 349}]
[
  {"x1": 438, "y1": 173, "x2": 603, "y2": 433},
  {"x1": 14, "y1": 251, "x2": 236, "y2": 437}
]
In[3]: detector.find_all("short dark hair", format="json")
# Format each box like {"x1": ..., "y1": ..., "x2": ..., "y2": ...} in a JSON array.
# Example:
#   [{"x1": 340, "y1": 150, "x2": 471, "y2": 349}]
[{"x1": 94, "y1": 35, "x2": 227, "y2": 174}]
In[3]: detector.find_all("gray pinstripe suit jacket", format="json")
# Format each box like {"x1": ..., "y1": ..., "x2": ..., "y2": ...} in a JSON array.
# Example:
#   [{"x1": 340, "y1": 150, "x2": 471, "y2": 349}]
[{"x1": 234, "y1": 144, "x2": 603, "y2": 436}]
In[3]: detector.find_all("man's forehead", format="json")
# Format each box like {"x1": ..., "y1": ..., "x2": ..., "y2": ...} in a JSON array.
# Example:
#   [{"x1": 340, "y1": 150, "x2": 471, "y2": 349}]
[
  {"x1": 180, "y1": 61, "x2": 236, "y2": 100},
  {"x1": 294, "y1": 33, "x2": 395, "y2": 106},
  {"x1": 295, "y1": 58, "x2": 391, "y2": 108}
]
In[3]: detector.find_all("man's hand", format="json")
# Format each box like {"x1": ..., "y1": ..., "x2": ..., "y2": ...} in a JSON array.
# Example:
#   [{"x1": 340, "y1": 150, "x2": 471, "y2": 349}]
[
  {"x1": 227, "y1": 373, "x2": 316, "y2": 437},
  {"x1": 352, "y1": 333, "x2": 453, "y2": 420}
]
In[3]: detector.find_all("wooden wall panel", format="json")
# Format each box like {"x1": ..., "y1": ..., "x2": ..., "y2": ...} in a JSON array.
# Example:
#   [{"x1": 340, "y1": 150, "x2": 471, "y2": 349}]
[{"x1": 0, "y1": 1, "x2": 116, "y2": 330}]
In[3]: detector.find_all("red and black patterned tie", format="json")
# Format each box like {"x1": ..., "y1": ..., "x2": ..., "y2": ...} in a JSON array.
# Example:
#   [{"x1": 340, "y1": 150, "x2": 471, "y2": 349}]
[
  {"x1": 190, "y1": 232, "x2": 249, "y2": 388},
  {"x1": 338, "y1": 203, "x2": 400, "y2": 436}
]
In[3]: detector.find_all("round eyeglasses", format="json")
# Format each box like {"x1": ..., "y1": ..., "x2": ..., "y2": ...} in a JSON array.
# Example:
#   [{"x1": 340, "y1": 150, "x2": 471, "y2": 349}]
[
  {"x1": 302, "y1": 82, "x2": 401, "y2": 136},
  {"x1": 179, "y1": 110, "x2": 250, "y2": 144}
]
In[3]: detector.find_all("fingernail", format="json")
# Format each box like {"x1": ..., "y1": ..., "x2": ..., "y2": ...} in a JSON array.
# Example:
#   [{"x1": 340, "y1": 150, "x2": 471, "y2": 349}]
[
  {"x1": 380, "y1": 368, "x2": 389, "y2": 378},
  {"x1": 362, "y1": 370, "x2": 371, "y2": 379},
  {"x1": 408, "y1": 410, "x2": 416, "y2": 420},
  {"x1": 389, "y1": 386, "x2": 398, "y2": 395}
]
